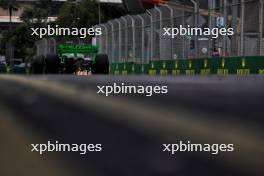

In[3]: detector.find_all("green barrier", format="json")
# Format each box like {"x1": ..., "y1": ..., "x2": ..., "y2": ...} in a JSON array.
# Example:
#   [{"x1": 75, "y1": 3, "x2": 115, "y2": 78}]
[
  {"x1": 132, "y1": 64, "x2": 141, "y2": 74},
  {"x1": 148, "y1": 61, "x2": 161, "y2": 75},
  {"x1": 109, "y1": 63, "x2": 115, "y2": 74},
  {"x1": 134, "y1": 63, "x2": 149, "y2": 74},
  {"x1": 257, "y1": 56, "x2": 264, "y2": 74},
  {"x1": 200, "y1": 58, "x2": 215, "y2": 74},
  {"x1": 243, "y1": 56, "x2": 263, "y2": 74},
  {"x1": 170, "y1": 60, "x2": 181, "y2": 75},
  {"x1": 0, "y1": 66, "x2": 7, "y2": 73},
  {"x1": 236, "y1": 57, "x2": 252, "y2": 75},
  {"x1": 109, "y1": 56, "x2": 264, "y2": 75},
  {"x1": 186, "y1": 59, "x2": 202, "y2": 75},
  {"x1": 111, "y1": 63, "x2": 120, "y2": 75},
  {"x1": 9, "y1": 67, "x2": 27, "y2": 74},
  {"x1": 120, "y1": 62, "x2": 134, "y2": 75},
  {"x1": 215, "y1": 58, "x2": 231, "y2": 75}
]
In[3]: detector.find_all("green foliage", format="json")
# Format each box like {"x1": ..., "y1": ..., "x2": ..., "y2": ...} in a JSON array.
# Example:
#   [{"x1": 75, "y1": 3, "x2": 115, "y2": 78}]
[
  {"x1": 0, "y1": 0, "x2": 126, "y2": 58},
  {"x1": 0, "y1": 0, "x2": 19, "y2": 10},
  {"x1": 57, "y1": 0, "x2": 99, "y2": 28},
  {"x1": 57, "y1": 0, "x2": 126, "y2": 27},
  {"x1": 20, "y1": 7, "x2": 48, "y2": 25},
  {"x1": 0, "y1": 0, "x2": 47, "y2": 58},
  {"x1": 0, "y1": 0, "x2": 19, "y2": 55},
  {"x1": 20, "y1": 0, "x2": 53, "y2": 25},
  {"x1": 0, "y1": 0, "x2": 19, "y2": 20}
]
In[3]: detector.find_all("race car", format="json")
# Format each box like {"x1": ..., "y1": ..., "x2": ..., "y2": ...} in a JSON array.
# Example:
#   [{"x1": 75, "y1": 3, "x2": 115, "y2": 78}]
[{"x1": 31, "y1": 44, "x2": 109, "y2": 75}]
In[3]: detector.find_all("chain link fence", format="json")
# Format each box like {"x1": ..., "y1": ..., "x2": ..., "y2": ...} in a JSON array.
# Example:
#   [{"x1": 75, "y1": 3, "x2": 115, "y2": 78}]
[
  {"x1": 96, "y1": 0, "x2": 264, "y2": 64},
  {"x1": 35, "y1": 38, "x2": 57, "y2": 57}
]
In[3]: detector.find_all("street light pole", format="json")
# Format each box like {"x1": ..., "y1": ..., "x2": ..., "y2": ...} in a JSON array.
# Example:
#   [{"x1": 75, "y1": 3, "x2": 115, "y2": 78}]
[{"x1": 190, "y1": 0, "x2": 199, "y2": 58}]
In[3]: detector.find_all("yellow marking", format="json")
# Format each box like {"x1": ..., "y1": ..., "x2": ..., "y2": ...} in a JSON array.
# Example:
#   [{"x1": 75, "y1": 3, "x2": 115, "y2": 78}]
[
  {"x1": 201, "y1": 69, "x2": 211, "y2": 75},
  {"x1": 141, "y1": 65, "x2": 144, "y2": 72},
  {"x1": 162, "y1": 61, "x2": 166, "y2": 69},
  {"x1": 132, "y1": 65, "x2": 135, "y2": 72},
  {"x1": 204, "y1": 59, "x2": 208, "y2": 68},
  {"x1": 188, "y1": 61, "x2": 192, "y2": 69},
  {"x1": 175, "y1": 61, "x2": 178, "y2": 69},
  {"x1": 172, "y1": 69, "x2": 180, "y2": 75},
  {"x1": 221, "y1": 58, "x2": 225, "y2": 68},
  {"x1": 242, "y1": 58, "x2": 246, "y2": 68},
  {"x1": 217, "y1": 69, "x2": 229, "y2": 75},
  {"x1": 259, "y1": 69, "x2": 264, "y2": 74},
  {"x1": 237, "y1": 69, "x2": 250, "y2": 75},
  {"x1": 149, "y1": 69, "x2": 157, "y2": 75},
  {"x1": 160, "y1": 69, "x2": 168, "y2": 75},
  {"x1": 186, "y1": 69, "x2": 195, "y2": 75},
  {"x1": 122, "y1": 71, "x2": 128, "y2": 75}
]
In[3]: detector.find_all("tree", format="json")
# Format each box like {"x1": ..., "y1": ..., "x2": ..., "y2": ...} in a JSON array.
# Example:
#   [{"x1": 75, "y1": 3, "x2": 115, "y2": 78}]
[
  {"x1": 57, "y1": 0, "x2": 126, "y2": 27},
  {"x1": 57, "y1": 0, "x2": 99, "y2": 28},
  {"x1": 0, "y1": 0, "x2": 52, "y2": 60},
  {"x1": 0, "y1": 0, "x2": 19, "y2": 32},
  {"x1": 101, "y1": 3, "x2": 126, "y2": 21},
  {"x1": 0, "y1": 0, "x2": 19, "y2": 63},
  {"x1": 20, "y1": 0, "x2": 53, "y2": 25}
]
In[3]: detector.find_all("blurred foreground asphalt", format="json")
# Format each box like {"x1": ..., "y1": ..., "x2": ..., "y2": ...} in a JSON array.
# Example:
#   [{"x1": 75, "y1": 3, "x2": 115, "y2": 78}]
[{"x1": 0, "y1": 75, "x2": 263, "y2": 176}]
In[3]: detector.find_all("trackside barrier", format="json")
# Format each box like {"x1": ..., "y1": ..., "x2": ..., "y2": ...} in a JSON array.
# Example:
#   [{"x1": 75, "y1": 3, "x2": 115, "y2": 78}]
[
  {"x1": 9, "y1": 67, "x2": 27, "y2": 74},
  {"x1": 0, "y1": 66, "x2": 31, "y2": 74},
  {"x1": 109, "y1": 56, "x2": 264, "y2": 75},
  {"x1": 0, "y1": 66, "x2": 7, "y2": 73}
]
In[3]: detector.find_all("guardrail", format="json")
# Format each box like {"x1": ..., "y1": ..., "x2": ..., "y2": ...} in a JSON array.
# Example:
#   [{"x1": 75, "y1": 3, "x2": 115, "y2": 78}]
[
  {"x1": 0, "y1": 66, "x2": 28, "y2": 74},
  {"x1": 110, "y1": 56, "x2": 264, "y2": 75},
  {"x1": 0, "y1": 66, "x2": 7, "y2": 73}
]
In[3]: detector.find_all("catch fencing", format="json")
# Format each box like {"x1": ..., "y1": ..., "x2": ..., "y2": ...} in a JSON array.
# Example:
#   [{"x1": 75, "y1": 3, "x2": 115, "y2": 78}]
[
  {"x1": 35, "y1": 38, "x2": 57, "y2": 57},
  {"x1": 94, "y1": 0, "x2": 264, "y2": 64}
]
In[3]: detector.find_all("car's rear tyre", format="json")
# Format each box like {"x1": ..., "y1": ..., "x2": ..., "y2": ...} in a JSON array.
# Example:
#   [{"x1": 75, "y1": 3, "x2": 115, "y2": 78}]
[
  {"x1": 32, "y1": 56, "x2": 45, "y2": 74},
  {"x1": 45, "y1": 54, "x2": 60, "y2": 74},
  {"x1": 64, "y1": 57, "x2": 75, "y2": 74},
  {"x1": 92, "y1": 54, "x2": 109, "y2": 74}
]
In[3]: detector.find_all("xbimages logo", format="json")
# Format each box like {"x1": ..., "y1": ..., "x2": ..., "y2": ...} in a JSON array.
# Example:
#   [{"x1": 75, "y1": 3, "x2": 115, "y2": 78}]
[
  {"x1": 31, "y1": 141, "x2": 102, "y2": 155},
  {"x1": 163, "y1": 141, "x2": 234, "y2": 155},
  {"x1": 30, "y1": 25, "x2": 102, "y2": 39},
  {"x1": 163, "y1": 25, "x2": 234, "y2": 39}
]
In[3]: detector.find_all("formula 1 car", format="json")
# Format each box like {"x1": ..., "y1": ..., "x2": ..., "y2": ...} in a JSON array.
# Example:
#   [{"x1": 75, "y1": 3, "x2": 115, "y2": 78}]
[{"x1": 31, "y1": 44, "x2": 109, "y2": 75}]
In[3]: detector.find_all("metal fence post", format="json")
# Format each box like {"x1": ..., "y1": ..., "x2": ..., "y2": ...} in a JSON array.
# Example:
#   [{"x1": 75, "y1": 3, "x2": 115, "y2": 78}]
[
  {"x1": 240, "y1": 0, "x2": 245, "y2": 56},
  {"x1": 190, "y1": 0, "x2": 199, "y2": 58},
  {"x1": 50, "y1": 38, "x2": 56, "y2": 55},
  {"x1": 109, "y1": 21, "x2": 115, "y2": 63},
  {"x1": 101, "y1": 24, "x2": 108, "y2": 54},
  {"x1": 208, "y1": 0, "x2": 212, "y2": 57},
  {"x1": 165, "y1": 4, "x2": 174, "y2": 59},
  {"x1": 137, "y1": 15, "x2": 145, "y2": 63},
  {"x1": 127, "y1": 15, "x2": 136, "y2": 63},
  {"x1": 115, "y1": 19, "x2": 122, "y2": 62},
  {"x1": 259, "y1": 0, "x2": 263, "y2": 56},
  {"x1": 121, "y1": 17, "x2": 128, "y2": 62},
  {"x1": 182, "y1": 3, "x2": 186, "y2": 59},
  {"x1": 146, "y1": 10, "x2": 153, "y2": 60},
  {"x1": 231, "y1": 0, "x2": 238, "y2": 56},
  {"x1": 158, "y1": 4, "x2": 174, "y2": 59},
  {"x1": 44, "y1": 39, "x2": 48, "y2": 57},
  {"x1": 223, "y1": 0, "x2": 228, "y2": 56},
  {"x1": 155, "y1": 6, "x2": 162, "y2": 60}
]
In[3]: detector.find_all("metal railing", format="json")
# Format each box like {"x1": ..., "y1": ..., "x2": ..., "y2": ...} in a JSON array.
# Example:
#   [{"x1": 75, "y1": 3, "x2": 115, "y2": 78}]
[{"x1": 96, "y1": 0, "x2": 264, "y2": 64}]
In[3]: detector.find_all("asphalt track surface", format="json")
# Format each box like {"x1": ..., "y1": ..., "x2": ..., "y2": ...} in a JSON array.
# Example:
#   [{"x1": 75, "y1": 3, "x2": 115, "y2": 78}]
[{"x1": 0, "y1": 75, "x2": 263, "y2": 176}]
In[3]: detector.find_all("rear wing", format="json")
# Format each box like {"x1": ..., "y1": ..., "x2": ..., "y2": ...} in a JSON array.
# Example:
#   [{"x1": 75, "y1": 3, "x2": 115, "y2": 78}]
[{"x1": 57, "y1": 44, "x2": 98, "y2": 63}]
